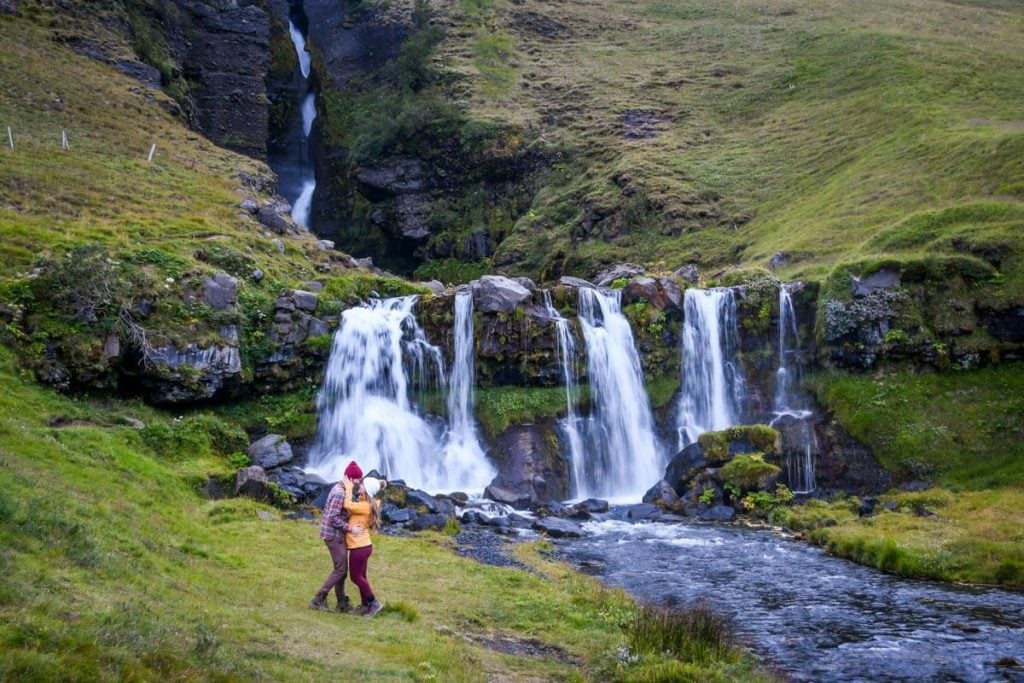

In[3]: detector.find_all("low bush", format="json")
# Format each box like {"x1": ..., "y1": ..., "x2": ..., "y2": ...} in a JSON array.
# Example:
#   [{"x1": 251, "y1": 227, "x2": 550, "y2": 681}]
[{"x1": 719, "y1": 454, "x2": 781, "y2": 492}]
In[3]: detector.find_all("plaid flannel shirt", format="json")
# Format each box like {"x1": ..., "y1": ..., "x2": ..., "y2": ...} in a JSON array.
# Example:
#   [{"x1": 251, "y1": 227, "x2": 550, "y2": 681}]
[{"x1": 319, "y1": 483, "x2": 351, "y2": 541}]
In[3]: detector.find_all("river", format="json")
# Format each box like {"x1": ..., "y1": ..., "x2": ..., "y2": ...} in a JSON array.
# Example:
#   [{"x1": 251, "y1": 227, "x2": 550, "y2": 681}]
[{"x1": 554, "y1": 515, "x2": 1024, "y2": 682}]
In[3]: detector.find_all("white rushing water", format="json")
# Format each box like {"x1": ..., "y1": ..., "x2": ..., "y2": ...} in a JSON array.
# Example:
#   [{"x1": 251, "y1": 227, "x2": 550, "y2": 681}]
[
  {"x1": 286, "y1": 21, "x2": 316, "y2": 228},
  {"x1": 771, "y1": 283, "x2": 816, "y2": 493},
  {"x1": 288, "y1": 19, "x2": 311, "y2": 78},
  {"x1": 576, "y1": 288, "x2": 663, "y2": 501},
  {"x1": 305, "y1": 297, "x2": 446, "y2": 486},
  {"x1": 542, "y1": 291, "x2": 586, "y2": 493},
  {"x1": 307, "y1": 294, "x2": 494, "y2": 492},
  {"x1": 677, "y1": 288, "x2": 745, "y2": 448},
  {"x1": 441, "y1": 291, "x2": 496, "y2": 491}
]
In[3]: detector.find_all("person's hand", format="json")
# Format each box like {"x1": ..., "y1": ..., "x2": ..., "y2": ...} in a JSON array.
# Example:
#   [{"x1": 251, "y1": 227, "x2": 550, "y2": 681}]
[
  {"x1": 350, "y1": 524, "x2": 365, "y2": 535},
  {"x1": 342, "y1": 475, "x2": 351, "y2": 485}
]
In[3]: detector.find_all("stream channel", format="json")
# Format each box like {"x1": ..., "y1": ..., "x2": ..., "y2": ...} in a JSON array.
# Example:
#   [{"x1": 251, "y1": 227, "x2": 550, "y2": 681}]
[{"x1": 550, "y1": 514, "x2": 1024, "y2": 682}]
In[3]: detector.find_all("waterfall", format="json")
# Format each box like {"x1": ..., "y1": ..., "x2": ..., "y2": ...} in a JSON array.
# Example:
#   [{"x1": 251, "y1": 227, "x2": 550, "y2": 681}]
[
  {"x1": 441, "y1": 291, "x2": 496, "y2": 491},
  {"x1": 283, "y1": 16, "x2": 316, "y2": 228},
  {"x1": 576, "y1": 288, "x2": 663, "y2": 500},
  {"x1": 542, "y1": 291, "x2": 586, "y2": 491},
  {"x1": 305, "y1": 298, "x2": 445, "y2": 487},
  {"x1": 771, "y1": 283, "x2": 816, "y2": 494},
  {"x1": 677, "y1": 289, "x2": 746, "y2": 448}
]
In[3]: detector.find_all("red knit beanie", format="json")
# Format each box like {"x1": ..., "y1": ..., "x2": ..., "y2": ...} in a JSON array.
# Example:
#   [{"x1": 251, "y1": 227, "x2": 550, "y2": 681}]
[{"x1": 344, "y1": 460, "x2": 363, "y2": 479}]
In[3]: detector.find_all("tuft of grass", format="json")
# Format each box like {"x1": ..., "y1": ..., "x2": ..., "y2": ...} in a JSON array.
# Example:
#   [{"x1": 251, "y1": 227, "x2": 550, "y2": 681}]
[
  {"x1": 626, "y1": 601, "x2": 736, "y2": 665},
  {"x1": 381, "y1": 600, "x2": 421, "y2": 623}
]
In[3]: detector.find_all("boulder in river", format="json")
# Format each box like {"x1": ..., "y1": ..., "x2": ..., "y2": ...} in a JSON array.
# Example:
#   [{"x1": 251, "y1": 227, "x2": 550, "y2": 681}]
[{"x1": 532, "y1": 517, "x2": 584, "y2": 538}]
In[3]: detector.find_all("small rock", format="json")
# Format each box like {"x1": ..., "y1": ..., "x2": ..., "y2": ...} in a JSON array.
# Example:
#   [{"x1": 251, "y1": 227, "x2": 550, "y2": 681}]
[
  {"x1": 246, "y1": 434, "x2": 293, "y2": 469},
  {"x1": 699, "y1": 505, "x2": 736, "y2": 522},
  {"x1": 120, "y1": 417, "x2": 146, "y2": 429},
  {"x1": 851, "y1": 268, "x2": 900, "y2": 298},
  {"x1": 768, "y1": 252, "x2": 790, "y2": 270},
  {"x1": 995, "y1": 657, "x2": 1022, "y2": 668},
  {"x1": 0, "y1": 0, "x2": 18, "y2": 15},
  {"x1": 235, "y1": 466, "x2": 269, "y2": 499},
  {"x1": 557, "y1": 276, "x2": 595, "y2": 289},
  {"x1": 316, "y1": 239, "x2": 335, "y2": 250},
  {"x1": 257, "y1": 510, "x2": 277, "y2": 521},
  {"x1": 203, "y1": 273, "x2": 238, "y2": 311},
  {"x1": 291, "y1": 290, "x2": 319, "y2": 312},
  {"x1": 594, "y1": 263, "x2": 646, "y2": 287},
  {"x1": 272, "y1": 239, "x2": 285, "y2": 254},
  {"x1": 385, "y1": 507, "x2": 417, "y2": 524},
  {"x1": 674, "y1": 263, "x2": 699, "y2": 284},
  {"x1": 419, "y1": 280, "x2": 446, "y2": 295},
  {"x1": 575, "y1": 498, "x2": 610, "y2": 514},
  {"x1": 406, "y1": 489, "x2": 439, "y2": 513},
  {"x1": 250, "y1": 268, "x2": 264, "y2": 282},
  {"x1": 626, "y1": 503, "x2": 661, "y2": 521},
  {"x1": 643, "y1": 480, "x2": 680, "y2": 507},
  {"x1": 239, "y1": 198, "x2": 258, "y2": 213},
  {"x1": 257, "y1": 207, "x2": 290, "y2": 234},
  {"x1": 471, "y1": 275, "x2": 533, "y2": 313},
  {"x1": 408, "y1": 513, "x2": 449, "y2": 531},
  {"x1": 532, "y1": 517, "x2": 584, "y2": 538}
]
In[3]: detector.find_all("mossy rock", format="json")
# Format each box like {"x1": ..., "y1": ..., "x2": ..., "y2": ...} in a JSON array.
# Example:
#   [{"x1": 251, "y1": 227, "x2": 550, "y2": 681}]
[
  {"x1": 719, "y1": 453, "x2": 782, "y2": 492},
  {"x1": 698, "y1": 425, "x2": 780, "y2": 463}
]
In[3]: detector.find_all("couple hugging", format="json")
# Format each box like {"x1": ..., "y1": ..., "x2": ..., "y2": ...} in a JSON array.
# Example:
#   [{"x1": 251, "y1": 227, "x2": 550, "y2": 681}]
[{"x1": 310, "y1": 460, "x2": 387, "y2": 617}]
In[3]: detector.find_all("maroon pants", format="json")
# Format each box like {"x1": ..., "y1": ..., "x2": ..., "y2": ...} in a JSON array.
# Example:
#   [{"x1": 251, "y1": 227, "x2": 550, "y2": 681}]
[
  {"x1": 349, "y1": 545, "x2": 375, "y2": 605},
  {"x1": 317, "y1": 538, "x2": 348, "y2": 602}
]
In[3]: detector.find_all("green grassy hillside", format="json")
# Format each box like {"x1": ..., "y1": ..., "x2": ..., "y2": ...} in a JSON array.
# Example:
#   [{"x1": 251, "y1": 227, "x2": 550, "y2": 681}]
[{"x1": 429, "y1": 0, "x2": 1024, "y2": 286}]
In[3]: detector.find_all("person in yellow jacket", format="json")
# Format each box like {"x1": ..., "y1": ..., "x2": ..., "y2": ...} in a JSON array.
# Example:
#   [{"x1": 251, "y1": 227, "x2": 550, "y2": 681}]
[{"x1": 342, "y1": 474, "x2": 386, "y2": 617}]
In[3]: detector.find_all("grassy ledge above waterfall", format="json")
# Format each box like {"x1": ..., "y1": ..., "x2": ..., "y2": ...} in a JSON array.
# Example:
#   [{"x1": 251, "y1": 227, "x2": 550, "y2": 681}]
[{"x1": 0, "y1": 349, "x2": 772, "y2": 681}]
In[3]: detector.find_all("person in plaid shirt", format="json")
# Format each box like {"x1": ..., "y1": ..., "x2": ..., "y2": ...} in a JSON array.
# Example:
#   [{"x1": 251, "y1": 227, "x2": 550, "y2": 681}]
[{"x1": 310, "y1": 460, "x2": 364, "y2": 612}]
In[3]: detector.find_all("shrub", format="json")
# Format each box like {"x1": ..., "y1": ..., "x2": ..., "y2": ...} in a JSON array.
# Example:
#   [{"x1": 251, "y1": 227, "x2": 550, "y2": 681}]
[{"x1": 381, "y1": 600, "x2": 421, "y2": 623}]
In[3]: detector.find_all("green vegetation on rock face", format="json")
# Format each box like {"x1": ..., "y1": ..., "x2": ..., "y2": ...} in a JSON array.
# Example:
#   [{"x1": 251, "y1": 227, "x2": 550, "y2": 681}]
[{"x1": 809, "y1": 366, "x2": 1024, "y2": 488}]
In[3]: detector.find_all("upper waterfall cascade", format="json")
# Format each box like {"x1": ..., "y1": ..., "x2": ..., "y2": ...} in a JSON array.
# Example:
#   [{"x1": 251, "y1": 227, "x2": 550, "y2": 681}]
[
  {"x1": 285, "y1": 18, "x2": 316, "y2": 228},
  {"x1": 576, "y1": 288, "x2": 664, "y2": 501},
  {"x1": 677, "y1": 288, "x2": 746, "y2": 448}
]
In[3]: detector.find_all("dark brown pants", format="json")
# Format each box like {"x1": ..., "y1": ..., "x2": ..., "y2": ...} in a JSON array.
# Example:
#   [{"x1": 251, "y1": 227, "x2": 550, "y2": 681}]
[{"x1": 317, "y1": 538, "x2": 348, "y2": 602}]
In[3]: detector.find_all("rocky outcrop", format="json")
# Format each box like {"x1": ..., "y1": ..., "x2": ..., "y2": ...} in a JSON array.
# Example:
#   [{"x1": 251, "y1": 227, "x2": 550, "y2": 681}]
[
  {"x1": 180, "y1": 2, "x2": 272, "y2": 157},
  {"x1": 484, "y1": 423, "x2": 568, "y2": 508},
  {"x1": 144, "y1": 339, "x2": 243, "y2": 404},
  {"x1": 471, "y1": 275, "x2": 533, "y2": 313},
  {"x1": 594, "y1": 263, "x2": 646, "y2": 287}
]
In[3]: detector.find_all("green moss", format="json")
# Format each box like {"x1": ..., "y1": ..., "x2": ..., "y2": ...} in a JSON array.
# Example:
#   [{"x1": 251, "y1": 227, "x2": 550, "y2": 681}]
[
  {"x1": 718, "y1": 453, "x2": 781, "y2": 492},
  {"x1": 475, "y1": 385, "x2": 586, "y2": 440},
  {"x1": 698, "y1": 425, "x2": 779, "y2": 462}
]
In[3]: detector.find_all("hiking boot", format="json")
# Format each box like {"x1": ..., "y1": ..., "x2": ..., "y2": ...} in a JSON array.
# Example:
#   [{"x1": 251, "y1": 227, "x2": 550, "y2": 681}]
[
  {"x1": 363, "y1": 600, "x2": 384, "y2": 618},
  {"x1": 353, "y1": 603, "x2": 370, "y2": 616},
  {"x1": 334, "y1": 596, "x2": 352, "y2": 614},
  {"x1": 309, "y1": 594, "x2": 329, "y2": 611}
]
